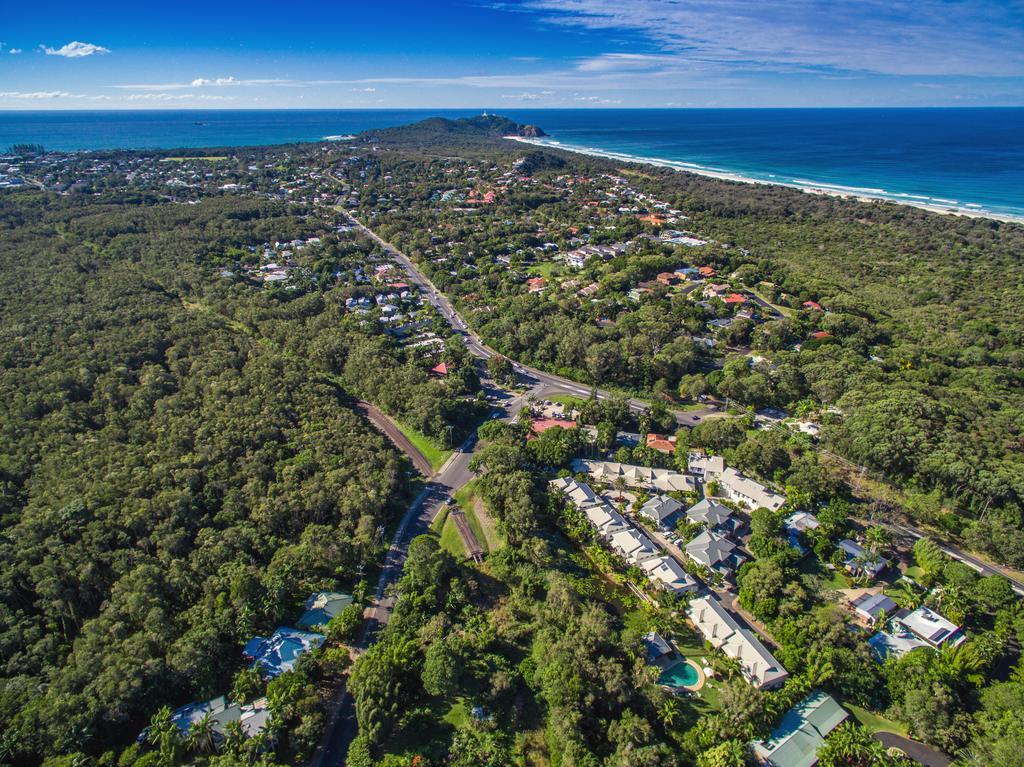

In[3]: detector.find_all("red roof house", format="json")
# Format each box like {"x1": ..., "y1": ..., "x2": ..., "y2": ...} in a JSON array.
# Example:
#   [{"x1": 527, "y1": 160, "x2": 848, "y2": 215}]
[
  {"x1": 810, "y1": 331, "x2": 832, "y2": 340},
  {"x1": 526, "y1": 277, "x2": 547, "y2": 293},
  {"x1": 803, "y1": 301, "x2": 824, "y2": 311},
  {"x1": 431, "y1": 362, "x2": 450, "y2": 376},
  {"x1": 646, "y1": 433, "x2": 677, "y2": 454},
  {"x1": 723, "y1": 293, "x2": 748, "y2": 304}
]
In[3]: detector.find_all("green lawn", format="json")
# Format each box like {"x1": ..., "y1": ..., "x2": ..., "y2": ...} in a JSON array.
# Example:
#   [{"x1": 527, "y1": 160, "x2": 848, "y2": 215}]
[
  {"x1": 846, "y1": 703, "x2": 908, "y2": 736},
  {"x1": 439, "y1": 511, "x2": 466, "y2": 558},
  {"x1": 547, "y1": 394, "x2": 586, "y2": 408},
  {"x1": 454, "y1": 480, "x2": 504, "y2": 552},
  {"x1": 394, "y1": 421, "x2": 452, "y2": 471},
  {"x1": 527, "y1": 261, "x2": 558, "y2": 278}
]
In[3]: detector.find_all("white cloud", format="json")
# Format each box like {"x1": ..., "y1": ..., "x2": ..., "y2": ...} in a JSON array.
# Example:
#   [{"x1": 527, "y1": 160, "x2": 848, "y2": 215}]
[
  {"x1": 114, "y1": 76, "x2": 292, "y2": 91},
  {"x1": 9, "y1": 48, "x2": 22, "y2": 55},
  {"x1": 41, "y1": 41, "x2": 110, "y2": 58},
  {"x1": 191, "y1": 76, "x2": 239, "y2": 86},
  {"x1": 501, "y1": 90, "x2": 556, "y2": 101},
  {"x1": 518, "y1": 0, "x2": 1024, "y2": 77},
  {"x1": 0, "y1": 90, "x2": 109, "y2": 100},
  {"x1": 350, "y1": 87, "x2": 377, "y2": 92},
  {"x1": 575, "y1": 53, "x2": 677, "y2": 72}
]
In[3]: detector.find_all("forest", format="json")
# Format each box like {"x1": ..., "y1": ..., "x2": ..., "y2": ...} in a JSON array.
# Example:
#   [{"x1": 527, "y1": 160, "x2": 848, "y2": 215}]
[{"x1": 0, "y1": 187, "x2": 479, "y2": 765}]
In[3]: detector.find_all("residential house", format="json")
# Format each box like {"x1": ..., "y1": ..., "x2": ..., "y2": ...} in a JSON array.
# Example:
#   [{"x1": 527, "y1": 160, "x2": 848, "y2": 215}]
[
  {"x1": 848, "y1": 593, "x2": 897, "y2": 627},
  {"x1": 140, "y1": 695, "x2": 271, "y2": 743},
  {"x1": 639, "y1": 494, "x2": 685, "y2": 530},
  {"x1": 784, "y1": 511, "x2": 820, "y2": 553},
  {"x1": 430, "y1": 361, "x2": 450, "y2": 376},
  {"x1": 703, "y1": 282, "x2": 730, "y2": 299},
  {"x1": 530, "y1": 417, "x2": 577, "y2": 437},
  {"x1": 243, "y1": 627, "x2": 325, "y2": 678},
  {"x1": 572, "y1": 459, "x2": 696, "y2": 493},
  {"x1": 751, "y1": 692, "x2": 848, "y2": 767},
  {"x1": 685, "y1": 498, "x2": 738, "y2": 534},
  {"x1": 526, "y1": 276, "x2": 546, "y2": 293},
  {"x1": 642, "y1": 631, "x2": 676, "y2": 664},
  {"x1": 641, "y1": 556, "x2": 699, "y2": 594},
  {"x1": 837, "y1": 539, "x2": 888, "y2": 579},
  {"x1": 717, "y1": 467, "x2": 786, "y2": 512},
  {"x1": 609, "y1": 528, "x2": 659, "y2": 566},
  {"x1": 685, "y1": 529, "x2": 743, "y2": 576},
  {"x1": 687, "y1": 452, "x2": 726, "y2": 479},
  {"x1": 868, "y1": 630, "x2": 930, "y2": 661},
  {"x1": 898, "y1": 606, "x2": 966, "y2": 649},
  {"x1": 645, "y1": 433, "x2": 677, "y2": 454},
  {"x1": 296, "y1": 592, "x2": 354, "y2": 631},
  {"x1": 688, "y1": 597, "x2": 788, "y2": 688}
]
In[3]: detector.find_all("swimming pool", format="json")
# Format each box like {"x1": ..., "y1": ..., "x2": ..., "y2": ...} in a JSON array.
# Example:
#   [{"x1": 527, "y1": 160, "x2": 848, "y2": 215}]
[{"x1": 658, "y1": 659, "x2": 701, "y2": 689}]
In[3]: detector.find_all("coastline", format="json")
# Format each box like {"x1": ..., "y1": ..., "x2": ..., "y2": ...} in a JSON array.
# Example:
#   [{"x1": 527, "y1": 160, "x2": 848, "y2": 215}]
[{"x1": 506, "y1": 135, "x2": 1024, "y2": 225}]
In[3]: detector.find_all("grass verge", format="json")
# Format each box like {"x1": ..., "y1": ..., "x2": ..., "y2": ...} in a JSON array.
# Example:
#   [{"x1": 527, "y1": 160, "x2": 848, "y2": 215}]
[{"x1": 394, "y1": 421, "x2": 453, "y2": 471}]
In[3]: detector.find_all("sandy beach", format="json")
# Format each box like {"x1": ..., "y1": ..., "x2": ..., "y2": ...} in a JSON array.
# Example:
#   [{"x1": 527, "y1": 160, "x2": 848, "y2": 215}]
[{"x1": 506, "y1": 135, "x2": 1024, "y2": 225}]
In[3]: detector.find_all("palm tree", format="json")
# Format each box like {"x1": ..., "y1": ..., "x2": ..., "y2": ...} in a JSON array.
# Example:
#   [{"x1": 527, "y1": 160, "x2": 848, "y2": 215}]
[
  {"x1": 864, "y1": 526, "x2": 891, "y2": 555},
  {"x1": 886, "y1": 578, "x2": 923, "y2": 610},
  {"x1": 660, "y1": 697, "x2": 680, "y2": 727},
  {"x1": 186, "y1": 713, "x2": 217, "y2": 755}
]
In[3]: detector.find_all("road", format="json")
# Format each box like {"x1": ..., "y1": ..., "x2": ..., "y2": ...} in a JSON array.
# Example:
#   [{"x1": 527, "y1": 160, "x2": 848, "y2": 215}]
[{"x1": 310, "y1": 391, "x2": 531, "y2": 767}]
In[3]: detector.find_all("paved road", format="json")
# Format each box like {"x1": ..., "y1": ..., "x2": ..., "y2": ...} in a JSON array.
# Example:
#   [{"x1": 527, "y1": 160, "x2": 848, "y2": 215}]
[
  {"x1": 310, "y1": 391, "x2": 531, "y2": 767},
  {"x1": 874, "y1": 732, "x2": 951, "y2": 767}
]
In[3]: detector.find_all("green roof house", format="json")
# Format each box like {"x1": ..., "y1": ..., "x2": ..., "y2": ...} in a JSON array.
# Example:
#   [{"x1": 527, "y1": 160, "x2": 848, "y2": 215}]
[
  {"x1": 296, "y1": 591, "x2": 353, "y2": 630},
  {"x1": 752, "y1": 691, "x2": 848, "y2": 767}
]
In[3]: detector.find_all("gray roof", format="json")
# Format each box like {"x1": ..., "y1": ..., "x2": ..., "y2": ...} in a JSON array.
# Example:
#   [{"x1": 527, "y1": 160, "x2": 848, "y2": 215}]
[
  {"x1": 685, "y1": 498, "x2": 734, "y2": 528},
  {"x1": 642, "y1": 631, "x2": 674, "y2": 662},
  {"x1": 640, "y1": 494, "x2": 684, "y2": 524},
  {"x1": 685, "y1": 529, "x2": 737, "y2": 568},
  {"x1": 850, "y1": 592, "x2": 897, "y2": 620}
]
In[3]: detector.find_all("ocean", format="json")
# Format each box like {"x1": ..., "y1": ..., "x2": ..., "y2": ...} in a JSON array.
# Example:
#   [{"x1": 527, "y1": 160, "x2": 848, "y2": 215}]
[{"x1": 2, "y1": 108, "x2": 1022, "y2": 220}]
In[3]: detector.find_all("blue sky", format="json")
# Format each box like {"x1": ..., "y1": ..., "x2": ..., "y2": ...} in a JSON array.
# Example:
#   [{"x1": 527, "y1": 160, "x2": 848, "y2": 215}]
[{"x1": 2, "y1": 0, "x2": 1023, "y2": 109}]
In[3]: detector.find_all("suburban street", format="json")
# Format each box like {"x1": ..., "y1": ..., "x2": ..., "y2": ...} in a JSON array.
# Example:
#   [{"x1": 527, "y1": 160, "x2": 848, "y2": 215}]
[{"x1": 312, "y1": 209, "x2": 1024, "y2": 765}]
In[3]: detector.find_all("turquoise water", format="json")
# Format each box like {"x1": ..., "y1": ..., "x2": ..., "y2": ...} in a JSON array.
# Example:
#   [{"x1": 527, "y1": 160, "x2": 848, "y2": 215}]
[
  {"x1": 658, "y1": 660, "x2": 699, "y2": 688},
  {"x1": 1, "y1": 108, "x2": 1022, "y2": 219}
]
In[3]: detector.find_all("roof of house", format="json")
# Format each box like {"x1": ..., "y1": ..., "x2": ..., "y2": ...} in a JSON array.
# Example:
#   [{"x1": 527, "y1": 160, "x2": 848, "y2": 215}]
[
  {"x1": 573, "y1": 458, "x2": 695, "y2": 493},
  {"x1": 296, "y1": 591, "x2": 354, "y2": 630},
  {"x1": 244, "y1": 627, "x2": 324, "y2": 678},
  {"x1": 641, "y1": 555, "x2": 698, "y2": 592},
  {"x1": 784, "y1": 511, "x2": 820, "y2": 534},
  {"x1": 431, "y1": 361, "x2": 450, "y2": 376},
  {"x1": 609, "y1": 527, "x2": 658, "y2": 564},
  {"x1": 688, "y1": 452, "x2": 726, "y2": 476},
  {"x1": 645, "y1": 433, "x2": 677, "y2": 453},
  {"x1": 530, "y1": 417, "x2": 577, "y2": 435},
  {"x1": 685, "y1": 498, "x2": 734, "y2": 528},
  {"x1": 146, "y1": 695, "x2": 271, "y2": 742},
  {"x1": 802, "y1": 300, "x2": 824, "y2": 311},
  {"x1": 685, "y1": 529, "x2": 737, "y2": 568},
  {"x1": 717, "y1": 467, "x2": 786, "y2": 511},
  {"x1": 900, "y1": 607, "x2": 965, "y2": 647},
  {"x1": 869, "y1": 630, "x2": 931, "y2": 661},
  {"x1": 838, "y1": 539, "x2": 887, "y2": 576},
  {"x1": 639, "y1": 494, "x2": 684, "y2": 524},
  {"x1": 688, "y1": 597, "x2": 788, "y2": 688},
  {"x1": 723, "y1": 293, "x2": 748, "y2": 304},
  {"x1": 849, "y1": 592, "x2": 897, "y2": 621},
  {"x1": 752, "y1": 692, "x2": 848, "y2": 767},
  {"x1": 642, "y1": 631, "x2": 674, "y2": 662}
]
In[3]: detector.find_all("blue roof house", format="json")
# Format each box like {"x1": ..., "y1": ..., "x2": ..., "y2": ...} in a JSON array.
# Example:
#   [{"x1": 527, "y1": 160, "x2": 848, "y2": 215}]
[{"x1": 244, "y1": 627, "x2": 325, "y2": 678}]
